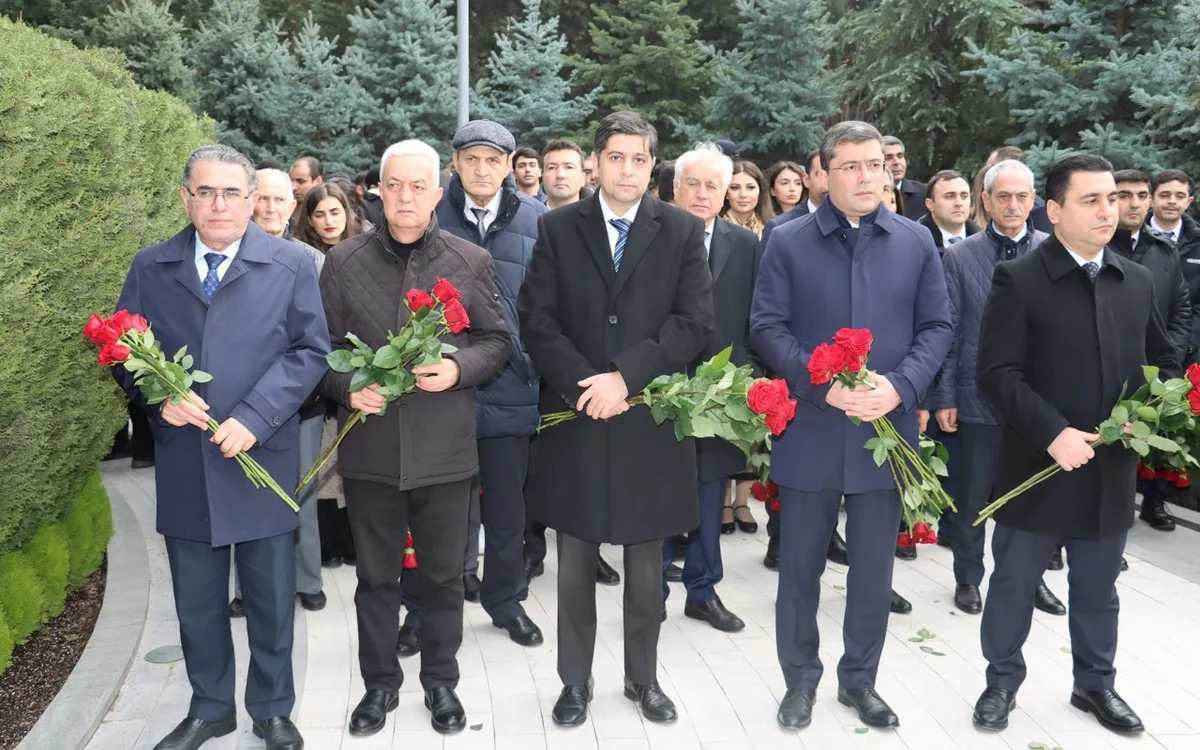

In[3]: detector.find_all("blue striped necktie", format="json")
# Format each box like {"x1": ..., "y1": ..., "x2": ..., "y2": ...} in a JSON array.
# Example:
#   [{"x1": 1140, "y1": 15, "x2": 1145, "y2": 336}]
[{"x1": 610, "y1": 218, "x2": 631, "y2": 272}]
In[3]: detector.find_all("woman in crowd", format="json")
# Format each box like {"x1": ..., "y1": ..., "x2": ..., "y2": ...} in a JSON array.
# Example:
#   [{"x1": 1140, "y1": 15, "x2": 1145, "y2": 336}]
[
  {"x1": 723, "y1": 160, "x2": 774, "y2": 238},
  {"x1": 882, "y1": 180, "x2": 906, "y2": 216},
  {"x1": 293, "y1": 182, "x2": 363, "y2": 252},
  {"x1": 767, "y1": 160, "x2": 806, "y2": 216}
]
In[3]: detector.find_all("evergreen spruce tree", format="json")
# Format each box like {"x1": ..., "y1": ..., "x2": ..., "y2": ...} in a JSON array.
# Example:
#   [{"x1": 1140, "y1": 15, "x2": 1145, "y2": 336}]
[
  {"x1": 278, "y1": 14, "x2": 365, "y2": 172},
  {"x1": 1131, "y1": 0, "x2": 1200, "y2": 176},
  {"x1": 91, "y1": 0, "x2": 197, "y2": 104},
  {"x1": 966, "y1": 0, "x2": 1178, "y2": 175},
  {"x1": 701, "y1": 0, "x2": 839, "y2": 165},
  {"x1": 190, "y1": 0, "x2": 294, "y2": 161},
  {"x1": 344, "y1": 0, "x2": 457, "y2": 159},
  {"x1": 572, "y1": 0, "x2": 719, "y2": 156},
  {"x1": 836, "y1": 0, "x2": 1023, "y2": 176},
  {"x1": 473, "y1": 0, "x2": 599, "y2": 148}
]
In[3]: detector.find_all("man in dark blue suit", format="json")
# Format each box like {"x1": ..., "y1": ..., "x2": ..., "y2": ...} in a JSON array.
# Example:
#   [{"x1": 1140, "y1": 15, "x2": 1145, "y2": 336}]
[
  {"x1": 750, "y1": 121, "x2": 952, "y2": 731},
  {"x1": 114, "y1": 145, "x2": 330, "y2": 750}
]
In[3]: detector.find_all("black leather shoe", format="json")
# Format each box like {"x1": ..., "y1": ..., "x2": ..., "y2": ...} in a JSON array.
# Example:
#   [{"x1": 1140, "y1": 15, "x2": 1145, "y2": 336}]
[
  {"x1": 131, "y1": 455, "x2": 156, "y2": 469},
  {"x1": 1034, "y1": 582, "x2": 1066, "y2": 616},
  {"x1": 1047, "y1": 547, "x2": 1064, "y2": 571},
  {"x1": 664, "y1": 562, "x2": 683, "y2": 582},
  {"x1": 396, "y1": 625, "x2": 420, "y2": 658},
  {"x1": 349, "y1": 690, "x2": 398, "y2": 737},
  {"x1": 596, "y1": 557, "x2": 620, "y2": 586},
  {"x1": 1140, "y1": 497, "x2": 1176, "y2": 531},
  {"x1": 837, "y1": 686, "x2": 899, "y2": 728},
  {"x1": 463, "y1": 573, "x2": 481, "y2": 602},
  {"x1": 954, "y1": 584, "x2": 982, "y2": 615},
  {"x1": 890, "y1": 590, "x2": 912, "y2": 615},
  {"x1": 684, "y1": 597, "x2": 745, "y2": 632},
  {"x1": 764, "y1": 535, "x2": 780, "y2": 570},
  {"x1": 552, "y1": 681, "x2": 593, "y2": 727},
  {"x1": 777, "y1": 688, "x2": 816, "y2": 728},
  {"x1": 342, "y1": 551, "x2": 357, "y2": 566},
  {"x1": 153, "y1": 715, "x2": 237, "y2": 750},
  {"x1": 252, "y1": 716, "x2": 304, "y2": 749},
  {"x1": 321, "y1": 555, "x2": 343, "y2": 569},
  {"x1": 972, "y1": 687, "x2": 1016, "y2": 731},
  {"x1": 827, "y1": 530, "x2": 849, "y2": 565},
  {"x1": 494, "y1": 613, "x2": 544, "y2": 646},
  {"x1": 425, "y1": 687, "x2": 466, "y2": 734},
  {"x1": 623, "y1": 680, "x2": 678, "y2": 723},
  {"x1": 524, "y1": 560, "x2": 544, "y2": 582},
  {"x1": 228, "y1": 598, "x2": 244, "y2": 619},
  {"x1": 297, "y1": 591, "x2": 326, "y2": 612},
  {"x1": 1121, "y1": 557, "x2": 1129, "y2": 571},
  {"x1": 936, "y1": 534, "x2": 952, "y2": 549},
  {"x1": 1069, "y1": 687, "x2": 1144, "y2": 734},
  {"x1": 895, "y1": 543, "x2": 917, "y2": 561}
]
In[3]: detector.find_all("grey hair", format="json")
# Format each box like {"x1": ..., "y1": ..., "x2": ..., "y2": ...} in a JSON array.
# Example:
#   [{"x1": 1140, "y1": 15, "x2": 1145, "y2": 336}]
[
  {"x1": 380, "y1": 140, "x2": 441, "y2": 185},
  {"x1": 255, "y1": 168, "x2": 292, "y2": 191},
  {"x1": 182, "y1": 144, "x2": 257, "y2": 192},
  {"x1": 881, "y1": 135, "x2": 904, "y2": 149},
  {"x1": 820, "y1": 121, "x2": 885, "y2": 171},
  {"x1": 594, "y1": 110, "x2": 658, "y2": 160},
  {"x1": 983, "y1": 159, "x2": 1035, "y2": 193},
  {"x1": 673, "y1": 142, "x2": 734, "y2": 191}
]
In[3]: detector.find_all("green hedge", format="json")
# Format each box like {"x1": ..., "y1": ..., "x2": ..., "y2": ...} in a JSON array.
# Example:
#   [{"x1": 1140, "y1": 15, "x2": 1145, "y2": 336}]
[
  {"x1": 27, "y1": 522, "x2": 71, "y2": 619},
  {"x1": 0, "y1": 18, "x2": 212, "y2": 557},
  {"x1": 0, "y1": 607, "x2": 13, "y2": 675}
]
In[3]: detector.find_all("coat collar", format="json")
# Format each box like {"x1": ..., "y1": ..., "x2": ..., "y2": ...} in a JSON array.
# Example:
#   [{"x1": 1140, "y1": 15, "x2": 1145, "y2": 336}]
[
  {"x1": 813, "y1": 197, "x2": 894, "y2": 237},
  {"x1": 709, "y1": 216, "x2": 734, "y2": 283},
  {"x1": 157, "y1": 223, "x2": 274, "y2": 305},
  {"x1": 1038, "y1": 232, "x2": 1126, "y2": 282},
  {"x1": 577, "y1": 190, "x2": 664, "y2": 297}
]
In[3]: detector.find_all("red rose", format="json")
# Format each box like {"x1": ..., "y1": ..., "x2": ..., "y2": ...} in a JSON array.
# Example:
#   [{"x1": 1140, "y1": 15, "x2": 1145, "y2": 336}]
[
  {"x1": 432, "y1": 277, "x2": 461, "y2": 304},
  {"x1": 97, "y1": 342, "x2": 131, "y2": 366},
  {"x1": 807, "y1": 343, "x2": 837, "y2": 385},
  {"x1": 897, "y1": 533, "x2": 915, "y2": 547},
  {"x1": 920, "y1": 531, "x2": 938, "y2": 545},
  {"x1": 767, "y1": 481, "x2": 779, "y2": 496},
  {"x1": 1188, "y1": 388, "x2": 1200, "y2": 416},
  {"x1": 765, "y1": 411, "x2": 791, "y2": 436},
  {"x1": 406, "y1": 288, "x2": 435, "y2": 312},
  {"x1": 443, "y1": 300, "x2": 471, "y2": 334},
  {"x1": 1187, "y1": 363, "x2": 1200, "y2": 387},
  {"x1": 126, "y1": 313, "x2": 149, "y2": 333},
  {"x1": 767, "y1": 498, "x2": 781, "y2": 513},
  {"x1": 1137, "y1": 463, "x2": 1156, "y2": 480},
  {"x1": 1178, "y1": 474, "x2": 1192, "y2": 489},
  {"x1": 912, "y1": 522, "x2": 930, "y2": 538},
  {"x1": 750, "y1": 482, "x2": 771, "y2": 502},
  {"x1": 747, "y1": 380, "x2": 778, "y2": 414},
  {"x1": 83, "y1": 313, "x2": 107, "y2": 344},
  {"x1": 834, "y1": 328, "x2": 873, "y2": 364}
]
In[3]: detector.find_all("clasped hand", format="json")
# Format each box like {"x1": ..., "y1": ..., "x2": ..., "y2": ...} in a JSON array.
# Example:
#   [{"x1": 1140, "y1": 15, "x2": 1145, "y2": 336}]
[
  {"x1": 161, "y1": 390, "x2": 257, "y2": 458},
  {"x1": 576, "y1": 372, "x2": 629, "y2": 420},
  {"x1": 827, "y1": 371, "x2": 902, "y2": 421}
]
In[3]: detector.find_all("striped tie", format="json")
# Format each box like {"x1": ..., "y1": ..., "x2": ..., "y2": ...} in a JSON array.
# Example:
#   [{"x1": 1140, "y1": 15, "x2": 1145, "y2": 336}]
[
  {"x1": 610, "y1": 218, "x2": 631, "y2": 272},
  {"x1": 202, "y1": 252, "x2": 225, "y2": 302}
]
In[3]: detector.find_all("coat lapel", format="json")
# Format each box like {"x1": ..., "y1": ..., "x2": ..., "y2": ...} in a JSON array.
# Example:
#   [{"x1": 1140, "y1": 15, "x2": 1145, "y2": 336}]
[
  {"x1": 611, "y1": 197, "x2": 662, "y2": 299},
  {"x1": 576, "y1": 193, "x2": 615, "y2": 290},
  {"x1": 159, "y1": 226, "x2": 208, "y2": 305},
  {"x1": 709, "y1": 217, "x2": 734, "y2": 283},
  {"x1": 210, "y1": 223, "x2": 273, "y2": 302}
]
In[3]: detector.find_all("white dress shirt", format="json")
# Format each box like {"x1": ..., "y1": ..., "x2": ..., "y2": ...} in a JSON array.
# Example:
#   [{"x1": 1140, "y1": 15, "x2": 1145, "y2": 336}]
[
  {"x1": 703, "y1": 220, "x2": 714, "y2": 256},
  {"x1": 1151, "y1": 216, "x2": 1182, "y2": 244},
  {"x1": 806, "y1": 199, "x2": 820, "y2": 215},
  {"x1": 599, "y1": 192, "x2": 642, "y2": 258},
  {"x1": 464, "y1": 190, "x2": 504, "y2": 235},
  {"x1": 938, "y1": 225, "x2": 967, "y2": 246},
  {"x1": 1062, "y1": 244, "x2": 1104, "y2": 269},
  {"x1": 194, "y1": 234, "x2": 241, "y2": 284}
]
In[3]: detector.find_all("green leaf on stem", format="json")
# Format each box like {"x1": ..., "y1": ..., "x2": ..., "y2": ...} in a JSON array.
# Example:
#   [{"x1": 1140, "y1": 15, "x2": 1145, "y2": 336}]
[
  {"x1": 173, "y1": 345, "x2": 187, "y2": 362},
  {"x1": 1130, "y1": 438, "x2": 1150, "y2": 457},
  {"x1": 1111, "y1": 405, "x2": 1129, "y2": 424},
  {"x1": 440, "y1": 343, "x2": 458, "y2": 354},
  {"x1": 1146, "y1": 435, "x2": 1180, "y2": 452},
  {"x1": 327, "y1": 350, "x2": 356, "y2": 372},
  {"x1": 191, "y1": 370, "x2": 213, "y2": 383},
  {"x1": 1100, "y1": 423, "x2": 1121, "y2": 443},
  {"x1": 1137, "y1": 406, "x2": 1158, "y2": 422},
  {"x1": 929, "y1": 456, "x2": 948, "y2": 477},
  {"x1": 373, "y1": 345, "x2": 403, "y2": 369},
  {"x1": 1143, "y1": 365, "x2": 1160, "y2": 384},
  {"x1": 181, "y1": 354, "x2": 193, "y2": 370},
  {"x1": 872, "y1": 442, "x2": 888, "y2": 467},
  {"x1": 1151, "y1": 380, "x2": 1167, "y2": 397},
  {"x1": 349, "y1": 370, "x2": 373, "y2": 393},
  {"x1": 690, "y1": 414, "x2": 716, "y2": 438},
  {"x1": 1131, "y1": 422, "x2": 1151, "y2": 440}
]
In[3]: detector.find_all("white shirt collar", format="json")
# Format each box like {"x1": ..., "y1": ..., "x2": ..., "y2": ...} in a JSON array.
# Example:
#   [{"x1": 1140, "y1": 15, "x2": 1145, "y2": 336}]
[
  {"x1": 938, "y1": 224, "x2": 966, "y2": 245},
  {"x1": 1151, "y1": 216, "x2": 1182, "y2": 243},
  {"x1": 598, "y1": 191, "x2": 643, "y2": 259},
  {"x1": 807, "y1": 199, "x2": 820, "y2": 215},
  {"x1": 703, "y1": 219, "x2": 715, "y2": 254},
  {"x1": 1131, "y1": 229, "x2": 1141, "y2": 247},
  {"x1": 1062, "y1": 243, "x2": 1103, "y2": 268},
  {"x1": 464, "y1": 190, "x2": 504, "y2": 231},
  {"x1": 988, "y1": 221, "x2": 1027, "y2": 243},
  {"x1": 194, "y1": 233, "x2": 241, "y2": 284}
]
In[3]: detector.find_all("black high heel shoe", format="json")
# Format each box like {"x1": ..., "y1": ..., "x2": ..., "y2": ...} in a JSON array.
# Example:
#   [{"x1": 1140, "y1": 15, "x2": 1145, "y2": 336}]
[
  {"x1": 721, "y1": 503, "x2": 736, "y2": 535},
  {"x1": 732, "y1": 505, "x2": 758, "y2": 533}
]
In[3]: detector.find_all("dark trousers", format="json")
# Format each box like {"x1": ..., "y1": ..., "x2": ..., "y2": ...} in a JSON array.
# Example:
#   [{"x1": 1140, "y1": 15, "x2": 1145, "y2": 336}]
[
  {"x1": 662, "y1": 478, "x2": 726, "y2": 603},
  {"x1": 112, "y1": 399, "x2": 155, "y2": 459},
  {"x1": 777, "y1": 487, "x2": 901, "y2": 690},
  {"x1": 401, "y1": 437, "x2": 531, "y2": 624},
  {"x1": 953, "y1": 423, "x2": 1000, "y2": 585},
  {"x1": 767, "y1": 503, "x2": 780, "y2": 539},
  {"x1": 982, "y1": 524, "x2": 1125, "y2": 692},
  {"x1": 524, "y1": 520, "x2": 548, "y2": 566},
  {"x1": 558, "y1": 533, "x2": 662, "y2": 686},
  {"x1": 164, "y1": 533, "x2": 295, "y2": 722},
  {"x1": 344, "y1": 477, "x2": 471, "y2": 691}
]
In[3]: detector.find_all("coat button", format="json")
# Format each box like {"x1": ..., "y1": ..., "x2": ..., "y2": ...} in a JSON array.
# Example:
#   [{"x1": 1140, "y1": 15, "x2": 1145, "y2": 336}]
[
  {"x1": 608, "y1": 315, "x2": 618, "y2": 324},
  {"x1": 402, "y1": 476, "x2": 408, "y2": 482},
  {"x1": 271, "y1": 416, "x2": 281, "y2": 426}
]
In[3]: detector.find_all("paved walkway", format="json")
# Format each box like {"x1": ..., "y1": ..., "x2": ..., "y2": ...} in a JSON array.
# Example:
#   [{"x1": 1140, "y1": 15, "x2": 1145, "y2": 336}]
[{"x1": 87, "y1": 464, "x2": 1200, "y2": 750}]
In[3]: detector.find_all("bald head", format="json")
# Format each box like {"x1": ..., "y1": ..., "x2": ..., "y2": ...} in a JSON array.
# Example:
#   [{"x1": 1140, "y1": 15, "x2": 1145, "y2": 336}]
[{"x1": 253, "y1": 168, "x2": 296, "y2": 237}]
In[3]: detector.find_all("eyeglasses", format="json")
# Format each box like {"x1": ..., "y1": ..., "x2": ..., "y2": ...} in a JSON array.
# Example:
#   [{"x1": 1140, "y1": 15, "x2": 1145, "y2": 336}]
[
  {"x1": 187, "y1": 187, "x2": 250, "y2": 206},
  {"x1": 828, "y1": 161, "x2": 886, "y2": 176}
]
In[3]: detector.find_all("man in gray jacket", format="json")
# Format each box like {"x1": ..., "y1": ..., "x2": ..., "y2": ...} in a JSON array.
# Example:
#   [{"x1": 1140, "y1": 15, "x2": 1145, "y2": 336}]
[{"x1": 930, "y1": 160, "x2": 1065, "y2": 617}]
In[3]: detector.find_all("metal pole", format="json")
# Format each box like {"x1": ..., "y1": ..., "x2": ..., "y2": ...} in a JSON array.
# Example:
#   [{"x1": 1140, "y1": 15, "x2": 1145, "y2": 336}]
[{"x1": 457, "y1": 0, "x2": 469, "y2": 127}]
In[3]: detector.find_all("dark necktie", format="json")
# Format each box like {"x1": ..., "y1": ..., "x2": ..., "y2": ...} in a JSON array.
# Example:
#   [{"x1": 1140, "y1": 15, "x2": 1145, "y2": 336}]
[
  {"x1": 705, "y1": 230, "x2": 713, "y2": 271},
  {"x1": 1083, "y1": 261, "x2": 1100, "y2": 281},
  {"x1": 202, "y1": 252, "x2": 225, "y2": 302},
  {"x1": 610, "y1": 218, "x2": 631, "y2": 272},
  {"x1": 471, "y1": 207, "x2": 488, "y2": 238},
  {"x1": 947, "y1": 236, "x2": 963, "y2": 245}
]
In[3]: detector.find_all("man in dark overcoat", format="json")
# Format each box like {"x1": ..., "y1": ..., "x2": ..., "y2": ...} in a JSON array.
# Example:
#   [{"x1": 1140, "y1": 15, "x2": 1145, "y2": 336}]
[
  {"x1": 971, "y1": 155, "x2": 1178, "y2": 736},
  {"x1": 518, "y1": 111, "x2": 714, "y2": 728},
  {"x1": 114, "y1": 145, "x2": 330, "y2": 750},
  {"x1": 750, "y1": 121, "x2": 952, "y2": 731}
]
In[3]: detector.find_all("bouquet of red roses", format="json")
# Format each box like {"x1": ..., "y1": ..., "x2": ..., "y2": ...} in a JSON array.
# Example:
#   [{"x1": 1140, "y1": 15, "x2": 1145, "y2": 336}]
[
  {"x1": 296, "y1": 278, "x2": 470, "y2": 491},
  {"x1": 84, "y1": 310, "x2": 297, "y2": 510},
  {"x1": 808, "y1": 327, "x2": 954, "y2": 542},
  {"x1": 538, "y1": 346, "x2": 798, "y2": 458}
]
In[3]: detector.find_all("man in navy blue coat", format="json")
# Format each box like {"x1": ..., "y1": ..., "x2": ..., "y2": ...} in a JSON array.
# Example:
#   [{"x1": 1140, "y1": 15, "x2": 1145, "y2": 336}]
[
  {"x1": 750, "y1": 122, "x2": 952, "y2": 731},
  {"x1": 114, "y1": 145, "x2": 330, "y2": 750}
]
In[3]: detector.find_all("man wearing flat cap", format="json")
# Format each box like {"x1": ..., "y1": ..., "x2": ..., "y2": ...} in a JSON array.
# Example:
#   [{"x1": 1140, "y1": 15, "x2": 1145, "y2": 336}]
[{"x1": 395, "y1": 120, "x2": 550, "y2": 655}]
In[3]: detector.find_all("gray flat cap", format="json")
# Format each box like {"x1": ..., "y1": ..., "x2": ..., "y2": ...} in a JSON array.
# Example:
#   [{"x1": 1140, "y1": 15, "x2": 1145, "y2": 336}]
[{"x1": 452, "y1": 120, "x2": 516, "y2": 154}]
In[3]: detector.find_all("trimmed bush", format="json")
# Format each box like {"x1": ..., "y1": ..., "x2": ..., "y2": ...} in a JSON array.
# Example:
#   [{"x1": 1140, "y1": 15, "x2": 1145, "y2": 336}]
[
  {"x1": 27, "y1": 522, "x2": 72, "y2": 619},
  {"x1": 0, "y1": 19, "x2": 212, "y2": 558},
  {"x1": 0, "y1": 607, "x2": 13, "y2": 674},
  {"x1": 64, "y1": 476, "x2": 112, "y2": 590},
  {"x1": 0, "y1": 551, "x2": 49, "y2": 645}
]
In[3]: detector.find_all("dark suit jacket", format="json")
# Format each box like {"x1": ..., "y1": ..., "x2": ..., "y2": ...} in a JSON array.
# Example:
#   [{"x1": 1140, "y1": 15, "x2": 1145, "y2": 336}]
[
  {"x1": 749, "y1": 200, "x2": 952, "y2": 494},
  {"x1": 698, "y1": 217, "x2": 762, "y2": 482},
  {"x1": 1111, "y1": 228, "x2": 1192, "y2": 367},
  {"x1": 977, "y1": 235, "x2": 1177, "y2": 538},
  {"x1": 900, "y1": 179, "x2": 929, "y2": 220},
  {"x1": 760, "y1": 201, "x2": 810, "y2": 248},
  {"x1": 114, "y1": 223, "x2": 331, "y2": 546},
  {"x1": 917, "y1": 213, "x2": 982, "y2": 252},
  {"x1": 518, "y1": 192, "x2": 714, "y2": 544}
]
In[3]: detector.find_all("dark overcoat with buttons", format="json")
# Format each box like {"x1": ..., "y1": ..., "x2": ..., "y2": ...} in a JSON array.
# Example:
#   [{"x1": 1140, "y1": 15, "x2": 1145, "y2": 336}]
[
  {"x1": 113, "y1": 223, "x2": 331, "y2": 546},
  {"x1": 977, "y1": 235, "x2": 1179, "y2": 538},
  {"x1": 518, "y1": 192, "x2": 714, "y2": 545}
]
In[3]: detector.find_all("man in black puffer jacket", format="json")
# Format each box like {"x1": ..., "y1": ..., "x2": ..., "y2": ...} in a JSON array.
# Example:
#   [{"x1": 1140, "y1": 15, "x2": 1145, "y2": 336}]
[{"x1": 398, "y1": 120, "x2": 548, "y2": 653}]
